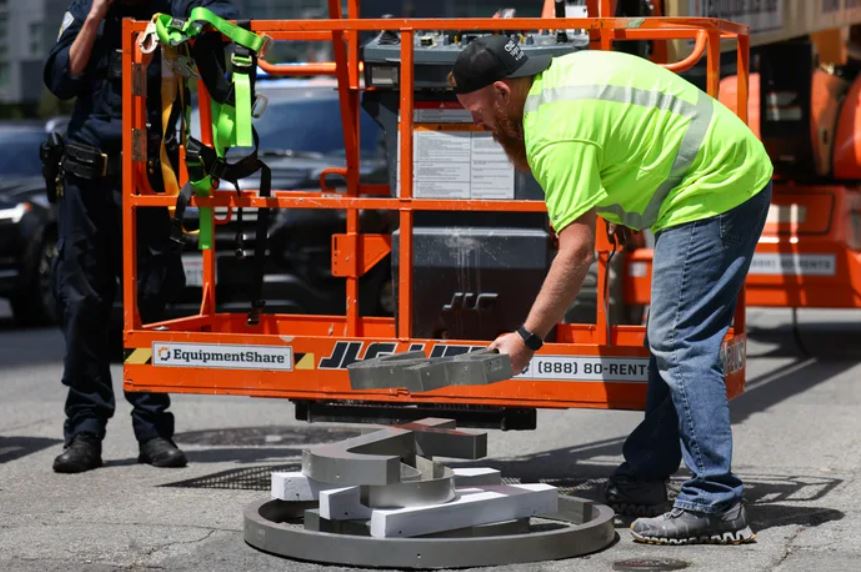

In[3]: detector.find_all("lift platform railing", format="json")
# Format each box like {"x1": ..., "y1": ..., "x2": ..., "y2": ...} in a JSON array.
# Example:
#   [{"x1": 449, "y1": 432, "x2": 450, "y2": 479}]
[{"x1": 121, "y1": 11, "x2": 751, "y2": 412}]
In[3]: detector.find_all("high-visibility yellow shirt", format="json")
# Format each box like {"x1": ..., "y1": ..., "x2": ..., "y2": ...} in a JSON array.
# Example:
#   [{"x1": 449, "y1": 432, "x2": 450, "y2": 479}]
[{"x1": 524, "y1": 50, "x2": 773, "y2": 232}]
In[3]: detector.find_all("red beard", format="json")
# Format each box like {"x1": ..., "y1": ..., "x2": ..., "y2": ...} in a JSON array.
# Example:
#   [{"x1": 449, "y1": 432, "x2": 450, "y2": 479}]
[{"x1": 491, "y1": 101, "x2": 530, "y2": 173}]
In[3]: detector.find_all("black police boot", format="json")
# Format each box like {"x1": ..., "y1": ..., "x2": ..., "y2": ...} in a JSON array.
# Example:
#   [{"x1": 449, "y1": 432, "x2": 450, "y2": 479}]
[
  {"x1": 604, "y1": 475, "x2": 669, "y2": 517},
  {"x1": 53, "y1": 433, "x2": 103, "y2": 474},
  {"x1": 138, "y1": 437, "x2": 187, "y2": 468},
  {"x1": 630, "y1": 503, "x2": 755, "y2": 545}
]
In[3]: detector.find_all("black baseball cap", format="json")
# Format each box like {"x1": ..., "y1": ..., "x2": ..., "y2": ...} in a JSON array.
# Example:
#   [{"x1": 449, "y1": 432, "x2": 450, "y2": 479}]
[{"x1": 452, "y1": 35, "x2": 552, "y2": 95}]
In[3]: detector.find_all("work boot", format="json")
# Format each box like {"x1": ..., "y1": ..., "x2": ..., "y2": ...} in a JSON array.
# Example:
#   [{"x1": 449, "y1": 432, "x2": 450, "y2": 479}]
[
  {"x1": 630, "y1": 503, "x2": 756, "y2": 545},
  {"x1": 138, "y1": 437, "x2": 187, "y2": 468},
  {"x1": 53, "y1": 433, "x2": 103, "y2": 474},
  {"x1": 604, "y1": 475, "x2": 669, "y2": 517}
]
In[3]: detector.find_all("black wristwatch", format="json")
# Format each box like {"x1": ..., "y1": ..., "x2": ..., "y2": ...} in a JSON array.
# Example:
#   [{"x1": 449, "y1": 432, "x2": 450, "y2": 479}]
[{"x1": 516, "y1": 325, "x2": 543, "y2": 351}]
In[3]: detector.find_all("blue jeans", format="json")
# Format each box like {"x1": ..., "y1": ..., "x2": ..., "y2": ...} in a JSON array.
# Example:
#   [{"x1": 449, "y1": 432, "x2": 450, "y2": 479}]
[{"x1": 613, "y1": 183, "x2": 772, "y2": 513}]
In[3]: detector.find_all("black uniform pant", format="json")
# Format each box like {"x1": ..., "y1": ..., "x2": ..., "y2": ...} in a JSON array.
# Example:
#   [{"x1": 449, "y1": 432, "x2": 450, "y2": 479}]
[{"x1": 54, "y1": 173, "x2": 184, "y2": 445}]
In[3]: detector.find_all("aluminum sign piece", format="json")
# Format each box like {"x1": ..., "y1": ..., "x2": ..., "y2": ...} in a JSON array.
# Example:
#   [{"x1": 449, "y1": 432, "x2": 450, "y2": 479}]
[
  {"x1": 347, "y1": 348, "x2": 512, "y2": 392},
  {"x1": 302, "y1": 418, "x2": 486, "y2": 485},
  {"x1": 247, "y1": 418, "x2": 616, "y2": 567}
]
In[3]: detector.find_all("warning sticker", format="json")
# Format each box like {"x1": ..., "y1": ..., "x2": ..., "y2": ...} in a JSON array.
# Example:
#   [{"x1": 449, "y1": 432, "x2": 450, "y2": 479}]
[
  {"x1": 517, "y1": 356, "x2": 649, "y2": 382},
  {"x1": 152, "y1": 342, "x2": 293, "y2": 371},
  {"x1": 749, "y1": 253, "x2": 836, "y2": 276}
]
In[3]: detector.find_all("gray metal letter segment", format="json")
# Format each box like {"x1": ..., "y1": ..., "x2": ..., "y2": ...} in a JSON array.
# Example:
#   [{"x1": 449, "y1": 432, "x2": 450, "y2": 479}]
[
  {"x1": 348, "y1": 349, "x2": 512, "y2": 392},
  {"x1": 302, "y1": 427, "x2": 416, "y2": 486}
]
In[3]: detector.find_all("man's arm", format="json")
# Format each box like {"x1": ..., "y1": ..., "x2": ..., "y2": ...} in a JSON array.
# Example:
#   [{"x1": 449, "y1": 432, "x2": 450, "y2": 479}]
[
  {"x1": 68, "y1": 0, "x2": 114, "y2": 77},
  {"x1": 523, "y1": 210, "x2": 596, "y2": 339},
  {"x1": 490, "y1": 211, "x2": 596, "y2": 373},
  {"x1": 490, "y1": 139, "x2": 606, "y2": 374},
  {"x1": 43, "y1": 0, "x2": 99, "y2": 99}
]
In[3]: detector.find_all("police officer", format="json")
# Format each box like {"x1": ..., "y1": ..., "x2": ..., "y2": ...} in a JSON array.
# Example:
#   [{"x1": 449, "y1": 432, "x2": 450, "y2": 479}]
[{"x1": 44, "y1": 0, "x2": 239, "y2": 473}]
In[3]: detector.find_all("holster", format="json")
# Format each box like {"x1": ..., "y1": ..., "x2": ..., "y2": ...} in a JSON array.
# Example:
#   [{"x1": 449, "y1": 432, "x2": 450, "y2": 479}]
[
  {"x1": 39, "y1": 132, "x2": 65, "y2": 204},
  {"x1": 62, "y1": 141, "x2": 121, "y2": 180}
]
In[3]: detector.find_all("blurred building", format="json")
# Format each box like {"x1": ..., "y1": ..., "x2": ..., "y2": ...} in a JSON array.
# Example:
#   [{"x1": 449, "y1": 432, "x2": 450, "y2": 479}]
[{"x1": 0, "y1": 0, "x2": 67, "y2": 105}]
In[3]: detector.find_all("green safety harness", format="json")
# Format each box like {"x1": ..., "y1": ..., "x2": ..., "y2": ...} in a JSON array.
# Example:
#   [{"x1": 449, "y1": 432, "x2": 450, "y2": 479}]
[{"x1": 140, "y1": 8, "x2": 271, "y2": 325}]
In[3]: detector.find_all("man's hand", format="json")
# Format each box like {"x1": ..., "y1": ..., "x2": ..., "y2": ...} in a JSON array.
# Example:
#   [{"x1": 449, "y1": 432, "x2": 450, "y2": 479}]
[{"x1": 489, "y1": 332, "x2": 534, "y2": 375}]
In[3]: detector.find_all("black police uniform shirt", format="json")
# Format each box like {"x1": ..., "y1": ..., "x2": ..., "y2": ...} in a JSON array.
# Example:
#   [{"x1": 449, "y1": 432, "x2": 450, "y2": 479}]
[{"x1": 44, "y1": 0, "x2": 239, "y2": 156}]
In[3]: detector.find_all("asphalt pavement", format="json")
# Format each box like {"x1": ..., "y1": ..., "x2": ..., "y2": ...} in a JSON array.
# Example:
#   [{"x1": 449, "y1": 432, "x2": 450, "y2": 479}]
[{"x1": 1, "y1": 301, "x2": 860, "y2": 571}]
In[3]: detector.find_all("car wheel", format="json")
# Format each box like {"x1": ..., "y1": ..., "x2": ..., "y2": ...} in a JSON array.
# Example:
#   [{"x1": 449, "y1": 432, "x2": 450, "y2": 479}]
[{"x1": 11, "y1": 231, "x2": 58, "y2": 326}]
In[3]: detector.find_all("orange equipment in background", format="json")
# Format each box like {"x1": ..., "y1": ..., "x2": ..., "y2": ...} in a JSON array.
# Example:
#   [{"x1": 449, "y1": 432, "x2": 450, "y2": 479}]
[
  {"x1": 624, "y1": 38, "x2": 861, "y2": 311},
  {"x1": 120, "y1": 5, "x2": 751, "y2": 427}
]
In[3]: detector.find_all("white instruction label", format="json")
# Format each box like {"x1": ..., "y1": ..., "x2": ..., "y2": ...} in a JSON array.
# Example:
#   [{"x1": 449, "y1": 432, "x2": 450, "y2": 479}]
[
  {"x1": 152, "y1": 342, "x2": 293, "y2": 371},
  {"x1": 398, "y1": 128, "x2": 515, "y2": 200},
  {"x1": 517, "y1": 355, "x2": 649, "y2": 382},
  {"x1": 749, "y1": 253, "x2": 836, "y2": 276}
]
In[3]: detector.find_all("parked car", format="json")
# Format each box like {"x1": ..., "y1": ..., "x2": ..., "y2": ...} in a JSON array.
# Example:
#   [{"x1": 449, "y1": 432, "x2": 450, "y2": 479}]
[{"x1": 0, "y1": 122, "x2": 58, "y2": 326}]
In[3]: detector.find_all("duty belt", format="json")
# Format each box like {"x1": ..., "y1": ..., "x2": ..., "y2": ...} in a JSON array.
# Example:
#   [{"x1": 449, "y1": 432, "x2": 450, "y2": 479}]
[{"x1": 63, "y1": 142, "x2": 120, "y2": 179}]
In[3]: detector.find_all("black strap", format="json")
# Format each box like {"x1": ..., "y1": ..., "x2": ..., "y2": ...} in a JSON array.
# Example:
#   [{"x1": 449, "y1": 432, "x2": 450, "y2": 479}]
[
  {"x1": 185, "y1": 130, "x2": 263, "y2": 186},
  {"x1": 190, "y1": 32, "x2": 234, "y2": 104},
  {"x1": 188, "y1": 31, "x2": 258, "y2": 108},
  {"x1": 247, "y1": 158, "x2": 271, "y2": 326},
  {"x1": 171, "y1": 128, "x2": 272, "y2": 325},
  {"x1": 169, "y1": 182, "x2": 196, "y2": 251}
]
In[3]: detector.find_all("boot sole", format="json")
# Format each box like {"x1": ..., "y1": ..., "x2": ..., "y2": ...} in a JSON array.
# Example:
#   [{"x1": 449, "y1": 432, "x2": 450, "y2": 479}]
[
  {"x1": 631, "y1": 526, "x2": 757, "y2": 545},
  {"x1": 52, "y1": 459, "x2": 103, "y2": 474}
]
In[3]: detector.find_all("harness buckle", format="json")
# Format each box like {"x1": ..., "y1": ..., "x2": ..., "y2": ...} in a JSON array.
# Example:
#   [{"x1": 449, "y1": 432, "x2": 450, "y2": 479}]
[
  {"x1": 185, "y1": 153, "x2": 206, "y2": 182},
  {"x1": 231, "y1": 48, "x2": 254, "y2": 73},
  {"x1": 209, "y1": 158, "x2": 228, "y2": 181},
  {"x1": 139, "y1": 20, "x2": 160, "y2": 54}
]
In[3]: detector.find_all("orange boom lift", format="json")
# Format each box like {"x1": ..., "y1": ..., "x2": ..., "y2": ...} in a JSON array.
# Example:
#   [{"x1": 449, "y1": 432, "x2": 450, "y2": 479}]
[
  {"x1": 621, "y1": 1, "x2": 861, "y2": 312},
  {"x1": 121, "y1": 1, "x2": 750, "y2": 428}
]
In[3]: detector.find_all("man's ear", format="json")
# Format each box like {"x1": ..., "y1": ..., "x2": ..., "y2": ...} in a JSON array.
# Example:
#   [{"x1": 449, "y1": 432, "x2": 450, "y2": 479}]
[{"x1": 492, "y1": 80, "x2": 512, "y2": 104}]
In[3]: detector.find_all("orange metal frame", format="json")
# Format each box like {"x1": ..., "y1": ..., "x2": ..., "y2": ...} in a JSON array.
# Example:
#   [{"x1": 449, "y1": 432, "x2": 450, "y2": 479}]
[{"x1": 121, "y1": 9, "x2": 751, "y2": 411}]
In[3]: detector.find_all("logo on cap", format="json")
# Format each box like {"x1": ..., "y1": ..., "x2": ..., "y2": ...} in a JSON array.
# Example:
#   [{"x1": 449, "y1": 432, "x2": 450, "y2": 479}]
[{"x1": 504, "y1": 39, "x2": 524, "y2": 61}]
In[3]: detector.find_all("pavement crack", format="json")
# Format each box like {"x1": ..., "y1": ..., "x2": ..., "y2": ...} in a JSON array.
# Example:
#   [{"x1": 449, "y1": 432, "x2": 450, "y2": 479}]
[
  {"x1": 131, "y1": 528, "x2": 221, "y2": 565},
  {"x1": 772, "y1": 525, "x2": 804, "y2": 570},
  {"x1": 162, "y1": 527, "x2": 218, "y2": 548},
  {"x1": 73, "y1": 520, "x2": 240, "y2": 534}
]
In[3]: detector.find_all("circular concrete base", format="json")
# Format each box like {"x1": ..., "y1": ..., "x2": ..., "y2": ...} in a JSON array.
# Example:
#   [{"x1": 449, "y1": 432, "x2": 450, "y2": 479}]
[{"x1": 244, "y1": 495, "x2": 617, "y2": 568}]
